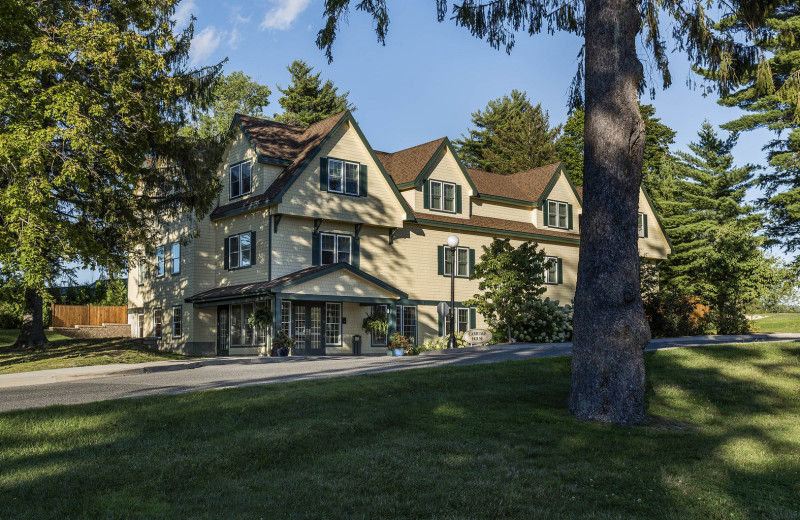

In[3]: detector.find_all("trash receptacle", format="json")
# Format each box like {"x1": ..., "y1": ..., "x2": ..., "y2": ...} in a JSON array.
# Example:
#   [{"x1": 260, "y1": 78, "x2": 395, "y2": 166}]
[{"x1": 353, "y1": 334, "x2": 361, "y2": 356}]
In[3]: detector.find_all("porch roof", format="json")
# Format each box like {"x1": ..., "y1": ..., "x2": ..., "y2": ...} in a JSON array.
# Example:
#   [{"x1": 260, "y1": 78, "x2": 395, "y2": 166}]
[{"x1": 185, "y1": 263, "x2": 407, "y2": 305}]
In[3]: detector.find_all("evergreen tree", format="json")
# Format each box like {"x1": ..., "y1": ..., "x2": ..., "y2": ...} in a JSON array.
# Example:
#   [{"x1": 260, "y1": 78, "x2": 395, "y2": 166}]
[
  {"x1": 659, "y1": 122, "x2": 768, "y2": 333},
  {"x1": 0, "y1": 0, "x2": 223, "y2": 347},
  {"x1": 183, "y1": 71, "x2": 271, "y2": 139},
  {"x1": 555, "y1": 104, "x2": 677, "y2": 195},
  {"x1": 710, "y1": 2, "x2": 800, "y2": 256},
  {"x1": 454, "y1": 90, "x2": 559, "y2": 173},
  {"x1": 274, "y1": 60, "x2": 353, "y2": 126}
]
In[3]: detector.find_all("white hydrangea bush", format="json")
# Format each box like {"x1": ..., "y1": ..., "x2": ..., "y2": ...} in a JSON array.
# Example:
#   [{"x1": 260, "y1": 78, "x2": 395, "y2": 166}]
[{"x1": 509, "y1": 298, "x2": 573, "y2": 344}]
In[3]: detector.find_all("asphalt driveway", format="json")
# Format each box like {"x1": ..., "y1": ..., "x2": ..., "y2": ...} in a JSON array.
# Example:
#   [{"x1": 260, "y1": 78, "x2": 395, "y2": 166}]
[{"x1": 1, "y1": 333, "x2": 797, "y2": 412}]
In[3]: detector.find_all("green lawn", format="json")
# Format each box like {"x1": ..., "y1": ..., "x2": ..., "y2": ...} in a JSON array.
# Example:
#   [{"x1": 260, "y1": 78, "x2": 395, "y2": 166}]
[
  {"x1": 0, "y1": 330, "x2": 190, "y2": 375},
  {"x1": 750, "y1": 313, "x2": 800, "y2": 333},
  {"x1": 1, "y1": 343, "x2": 799, "y2": 519}
]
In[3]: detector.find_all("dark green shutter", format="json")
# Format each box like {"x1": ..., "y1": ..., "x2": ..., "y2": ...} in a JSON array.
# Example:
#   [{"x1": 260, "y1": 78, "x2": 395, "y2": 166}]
[
  {"x1": 223, "y1": 237, "x2": 229, "y2": 270},
  {"x1": 557, "y1": 258, "x2": 563, "y2": 284},
  {"x1": 568, "y1": 204, "x2": 573, "y2": 230},
  {"x1": 543, "y1": 200, "x2": 549, "y2": 226},
  {"x1": 469, "y1": 308, "x2": 477, "y2": 329},
  {"x1": 352, "y1": 237, "x2": 360, "y2": 268},
  {"x1": 388, "y1": 305, "x2": 397, "y2": 334},
  {"x1": 423, "y1": 180, "x2": 430, "y2": 209},
  {"x1": 437, "y1": 245, "x2": 444, "y2": 275},
  {"x1": 469, "y1": 248, "x2": 475, "y2": 276},
  {"x1": 312, "y1": 232, "x2": 320, "y2": 266},
  {"x1": 359, "y1": 164, "x2": 368, "y2": 197},
  {"x1": 455, "y1": 185, "x2": 462, "y2": 213},
  {"x1": 319, "y1": 157, "x2": 328, "y2": 190},
  {"x1": 250, "y1": 231, "x2": 256, "y2": 266},
  {"x1": 643, "y1": 214, "x2": 649, "y2": 237}
]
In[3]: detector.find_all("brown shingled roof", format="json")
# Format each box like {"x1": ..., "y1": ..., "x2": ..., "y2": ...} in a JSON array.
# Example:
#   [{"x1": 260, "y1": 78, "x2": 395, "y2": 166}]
[
  {"x1": 410, "y1": 211, "x2": 579, "y2": 241},
  {"x1": 376, "y1": 137, "x2": 445, "y2": 186},
  {"x1": 211, "y1": 111, "x2": 348, "y2": 219},
  {"x1": 467, "y1": 163, "x2": 559, "y2": 204}
]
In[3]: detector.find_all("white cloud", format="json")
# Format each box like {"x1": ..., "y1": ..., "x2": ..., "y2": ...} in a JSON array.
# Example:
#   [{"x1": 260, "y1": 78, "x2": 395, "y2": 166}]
[
  {"x1": 173, "y1": 0, "x2": 197, "y2": 30},
  {"x1": 190, "y1": 26, "x2": 222, "y2": 66},
  {"x1": 260, "y1": 0, "x2": 313, "y2": 30},
  {"x1": 228, "y1": 27, "x2": 241, "y2": 50}
]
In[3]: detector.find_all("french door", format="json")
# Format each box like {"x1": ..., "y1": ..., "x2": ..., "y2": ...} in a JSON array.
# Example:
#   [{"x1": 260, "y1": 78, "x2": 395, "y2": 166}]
[{"x1": 291, "y1": 303, "x2": 325, "y2": 355}]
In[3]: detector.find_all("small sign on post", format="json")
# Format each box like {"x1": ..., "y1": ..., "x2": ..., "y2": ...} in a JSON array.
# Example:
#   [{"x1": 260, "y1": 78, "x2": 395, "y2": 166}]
[
  {"x1": 436, "y1": 302, "x2": 449, "y2": 319},
  {"x1": 465, "y1": 329, "x2": 492, "y2": 346}
]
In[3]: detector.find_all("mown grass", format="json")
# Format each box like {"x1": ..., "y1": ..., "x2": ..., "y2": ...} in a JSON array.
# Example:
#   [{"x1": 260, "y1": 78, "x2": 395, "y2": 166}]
[
  {"x1": 0, "y1": 330, "x2": 189, "y2": 375},
  {"x1": 1, "y1": 342, "x2": 799, "y2": 519},
  {"x1": 751, "y1": 313, "x2": 800, "y2": 333}
]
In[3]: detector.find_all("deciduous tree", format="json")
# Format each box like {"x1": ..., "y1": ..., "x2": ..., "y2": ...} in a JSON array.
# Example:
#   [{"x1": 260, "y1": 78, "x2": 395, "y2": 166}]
[
  {"x1": 314, "y1": 0, "x2": 771, "y2": 424},
  {"x1": 0, "y1": 0, "x2": 223, "y2": 347}
]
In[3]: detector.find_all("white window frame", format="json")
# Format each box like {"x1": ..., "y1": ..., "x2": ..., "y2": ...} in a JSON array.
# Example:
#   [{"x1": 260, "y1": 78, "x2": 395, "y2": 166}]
[
  {"x1": 229, "y1": 161, "x2": 252, "y2": 200},
  {"x1": 229, "y1": 233, "x2": 252, "y2": 270},
  {"x1": 544, "y1": 256, "x2": 559, "y2": 285},
  {"x1": 328, "y1": 159, "x2": 360, "y2": 196},
  {"x1": 281, "y1": 301, "x2": 292, "y2": 336},
  {"x1": 547, "y1": 200, "x2": 569, "y2": 229},
  {"x1": 371, "y1": 304, "x2": 389, "y2": 346},
  {"x1": 445, "y1": 307, "x2": 470, "y2": 335},
  {"x1": 137, "y1": 312, "x2": 144, "y2": 338},
  {"x1": 171, "y1": 242, "x2": 180, "y2": 275},
  {"x1": 155, "y1": 247, "x2": 165, "y2": 278},
  {"x1": 320, "y1": 233, "x2": 352, "y2": 265},
  {"x1": 229, "y1": 302, "x2": 268, "y2": 347},
  {"x1": 444, "y1": 246, "x2": 469, "y2": 278},
  {"x1": 398, "y1": 305, "x2": 417, "y2": 345},
  {"x1": 154, "y1": 308, "x2": 162, "y2": 338},
  {"x1": 638, "y1": 212, "x2": 646, "y2": 238},
  {"x1": 172, "y1": 305, "x2": 182, "y2": 338},
  {"x1": 430, "y1": 180, "x2": 456, "y2": 213},
  {"x1": 325, "y1": 303, "x2": 342, "y2": 346}
]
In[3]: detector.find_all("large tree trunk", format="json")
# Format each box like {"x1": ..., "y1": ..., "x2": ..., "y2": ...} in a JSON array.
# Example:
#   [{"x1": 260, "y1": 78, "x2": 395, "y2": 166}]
[
  {"x1": 14, "y1": 288, "x2": 49, "y2": 349},
  {"x1": 569, "y1": 0, "x2": 650, "y2": 423}
]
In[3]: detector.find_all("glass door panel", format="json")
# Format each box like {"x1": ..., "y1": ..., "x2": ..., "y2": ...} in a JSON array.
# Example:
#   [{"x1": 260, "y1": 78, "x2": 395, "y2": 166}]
[{"x1": 309, "y1": 306, "x2": 322, "y2": 352}]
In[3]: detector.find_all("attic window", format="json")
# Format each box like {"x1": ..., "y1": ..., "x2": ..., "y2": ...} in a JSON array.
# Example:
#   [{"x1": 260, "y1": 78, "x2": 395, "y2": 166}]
[
  {"x1": 230, "y1": 161, "x2": 252, "y2": 199},
  {"x1": 328, "y1": 159, "x2": 359, "y2": 196},
  {"x1": 430, "y1": 180, "x2": 456, "y2": 213}
]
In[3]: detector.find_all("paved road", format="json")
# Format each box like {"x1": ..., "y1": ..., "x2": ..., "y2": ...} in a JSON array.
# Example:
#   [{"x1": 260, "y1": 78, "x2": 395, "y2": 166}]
[{"x1": 1, "y1": 333, "x2": 797, "y2": 412}]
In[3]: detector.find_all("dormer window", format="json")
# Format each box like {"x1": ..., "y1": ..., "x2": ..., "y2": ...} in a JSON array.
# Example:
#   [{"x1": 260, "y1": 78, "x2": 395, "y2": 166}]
[
  {"x1": 328, "y1": 159, "x2": 360, "y2": 196},
  {"x1": 230, "y1": 161, "x2": 252, "y2": 199},
  {"x1": 430, "y1": 180, "x2": 456, "y2": 213}
]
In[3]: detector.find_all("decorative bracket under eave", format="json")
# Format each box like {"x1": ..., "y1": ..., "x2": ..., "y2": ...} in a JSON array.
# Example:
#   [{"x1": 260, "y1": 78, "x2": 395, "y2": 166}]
[
  {"x1": 354, "y1": 223, "x2": 364, "y2": 239},
  {"x1": 389, "y1": 227, "x2": 398, "y2": 245},
  {"x1": 314, "y1": 218, "x2": 323, "y2": 233},
  {"x1": 273, "y1": 214, "x2": 283, "y2": 233}
]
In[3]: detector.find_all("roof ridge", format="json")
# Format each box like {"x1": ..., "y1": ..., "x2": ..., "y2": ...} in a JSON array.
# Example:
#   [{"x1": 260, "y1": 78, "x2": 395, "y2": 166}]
[{"x1": 385, "y1": 136, "x2": 446, "y2": 156}]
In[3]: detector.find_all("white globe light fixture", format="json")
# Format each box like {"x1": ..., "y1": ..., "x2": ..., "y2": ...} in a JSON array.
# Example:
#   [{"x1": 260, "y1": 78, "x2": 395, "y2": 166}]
[{"x1": 446, "y1": 234, "x2": 459, "y2": 348}]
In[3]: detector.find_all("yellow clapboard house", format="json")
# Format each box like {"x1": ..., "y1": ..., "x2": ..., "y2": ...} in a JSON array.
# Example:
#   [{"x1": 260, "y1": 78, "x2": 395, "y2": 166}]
[{"x1": 127, "y1": 111, "x2": 671, "y2": 355}]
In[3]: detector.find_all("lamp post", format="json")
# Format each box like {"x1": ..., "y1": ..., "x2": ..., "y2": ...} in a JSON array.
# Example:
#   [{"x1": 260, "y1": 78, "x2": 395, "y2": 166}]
[{"x1": 446, "y1": 234, "x2": 459, "y2": 349}]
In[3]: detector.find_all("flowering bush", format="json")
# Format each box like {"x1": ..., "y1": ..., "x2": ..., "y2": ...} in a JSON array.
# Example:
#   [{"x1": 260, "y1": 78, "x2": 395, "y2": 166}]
[
  {"x1": 404, "y1": 332, "x2": 467, "y2": 355},
  {"x1": 388, "y1": 332, "x2": 412, "y2": 352},
  {"x1": 509, "y1": 298, "x2": 573, "y2": 343}
]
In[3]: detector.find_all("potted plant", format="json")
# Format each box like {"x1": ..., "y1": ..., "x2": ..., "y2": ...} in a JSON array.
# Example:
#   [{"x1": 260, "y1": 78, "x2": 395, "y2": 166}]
[
  {"x1": 248, "y1": 306, "x2": 273, "y2": 355},
  {"x1": 362, "y1": 309, "x2": 389, "y2": 338},
  {"x1": 388, "y1": 332, "x2": 411, "y2": 356},
  {"x1": 272, "y1": 330, "x2": 295, "y2": 357}
]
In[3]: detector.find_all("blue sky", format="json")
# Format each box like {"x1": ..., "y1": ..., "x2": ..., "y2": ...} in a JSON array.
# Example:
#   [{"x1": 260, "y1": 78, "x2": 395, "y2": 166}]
[{"x1": 70, "y1": 0, "x2": 788, "y2": 283}]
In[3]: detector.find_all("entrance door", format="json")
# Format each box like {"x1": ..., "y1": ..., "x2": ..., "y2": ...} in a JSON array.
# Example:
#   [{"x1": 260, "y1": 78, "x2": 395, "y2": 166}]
[
  {"x1": 291, "y1": 303, "x2": 326, "y2": 356},
  {"x1": 217, "y1": 307, "x2": 230, "y2": 355}
]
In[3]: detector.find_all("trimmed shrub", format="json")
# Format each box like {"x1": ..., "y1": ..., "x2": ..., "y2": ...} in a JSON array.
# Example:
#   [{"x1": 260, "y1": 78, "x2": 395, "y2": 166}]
[{"x1": 508, "y1": 298, "x2": 573, "y2": 343}]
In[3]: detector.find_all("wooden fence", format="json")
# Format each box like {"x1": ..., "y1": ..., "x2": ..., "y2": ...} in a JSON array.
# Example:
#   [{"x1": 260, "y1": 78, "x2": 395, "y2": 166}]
[{"x1": 51, "y1": 304, "x2": 127, "y2": 328}]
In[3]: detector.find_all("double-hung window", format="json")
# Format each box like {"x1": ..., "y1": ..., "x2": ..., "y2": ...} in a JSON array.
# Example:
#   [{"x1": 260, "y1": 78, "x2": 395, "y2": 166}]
[
  {"x1": 544, "y1": 256, "x2": 559, "y2": 285},
  {"x1": 398, "y1": 306, "x2": 417, "y2": 345},
  {"x1": 444, "y1": 246, "x2": 469, "y2": 277},
  {"x1": 154, "y1": 308, "x2": 162, "y2": 338},
  {"x1": 430, "y1": 180, "x2": 456, "y2": 212},
  {"x1": 171, "y1": 242, "x2": 180, "y2": 275},
  {"x1": 229, "y1": 233, "x2": 252, "y2": 269},
  {"x1": 230, "y1": 161, "x2": 252, "y2": 199},
  {"x1": 547, "y1": 200, "x2": 569, "y2": 229},
  {"x1": 155, "y1": 247, "x2": 165, "y2": 278},
  {"x1": 445, "y1": 308, "x2": 470, "y2": 335},
  {"x1": 371, "y1": 305, "x2": 388, "y2": 346},
  {"x1": 137, "y1": 313, "x2": 144, "y2": 338},
  {"x1": 325, "y1": 303, "x2": 342, "y2": 345},
  {"x1": 328, "y1": 159, "x2": 360, "y2": 196},
  {"x1": 320, "y1": 233, "x2": 352, "y2": 265},
  {"x1": 172, "y1": 306, "x2": 182, "y2": 338}
]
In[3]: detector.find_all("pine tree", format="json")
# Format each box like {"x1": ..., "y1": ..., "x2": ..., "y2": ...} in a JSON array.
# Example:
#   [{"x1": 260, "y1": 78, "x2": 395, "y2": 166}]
[
  {"x1": 555, "y1": 104, "x2": 676, "y2": 194},
  {"x1": 659, "y1": 122, "x2": 768, "y2": 333},
  {"x1": 274, "y1": 60, "x2": 353, "y2": 126},
  {"x1": 710, "y1": 2, "x2": 800, "y2": 256},
  {"x1": 454, "y1": 90, "x2": 559, "y2": 173}
]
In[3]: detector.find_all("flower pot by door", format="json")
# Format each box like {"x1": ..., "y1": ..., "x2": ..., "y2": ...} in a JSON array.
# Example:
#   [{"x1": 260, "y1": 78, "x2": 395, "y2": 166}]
[{"x1": 393, "y1": 349, "x2": 404, "y2": 357}]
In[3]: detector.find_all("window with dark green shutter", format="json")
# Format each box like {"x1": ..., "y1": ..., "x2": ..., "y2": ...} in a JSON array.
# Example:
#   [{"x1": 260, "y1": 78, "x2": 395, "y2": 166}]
[
  {"x1": 323, "y1": 157, "x2": 361, "y2": 196},
  {"x1": 442, "y1": 246, "x2": 470, "y2": 277},
  {"x1": 359, "y1": 164, "x2": 368, "y2": 197},
  {"x1": 545, "y1": 200, "x2": 570, "y2": 229},
  {"x1": 638, "y1": 212, "x2": 648, "y2": 238},
  {"x1": 428, "y1": 180, "x2": 457, "y2": 213},
  {"x1": 545, "y1": 256, "x2": 559, "y2": 284}
]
